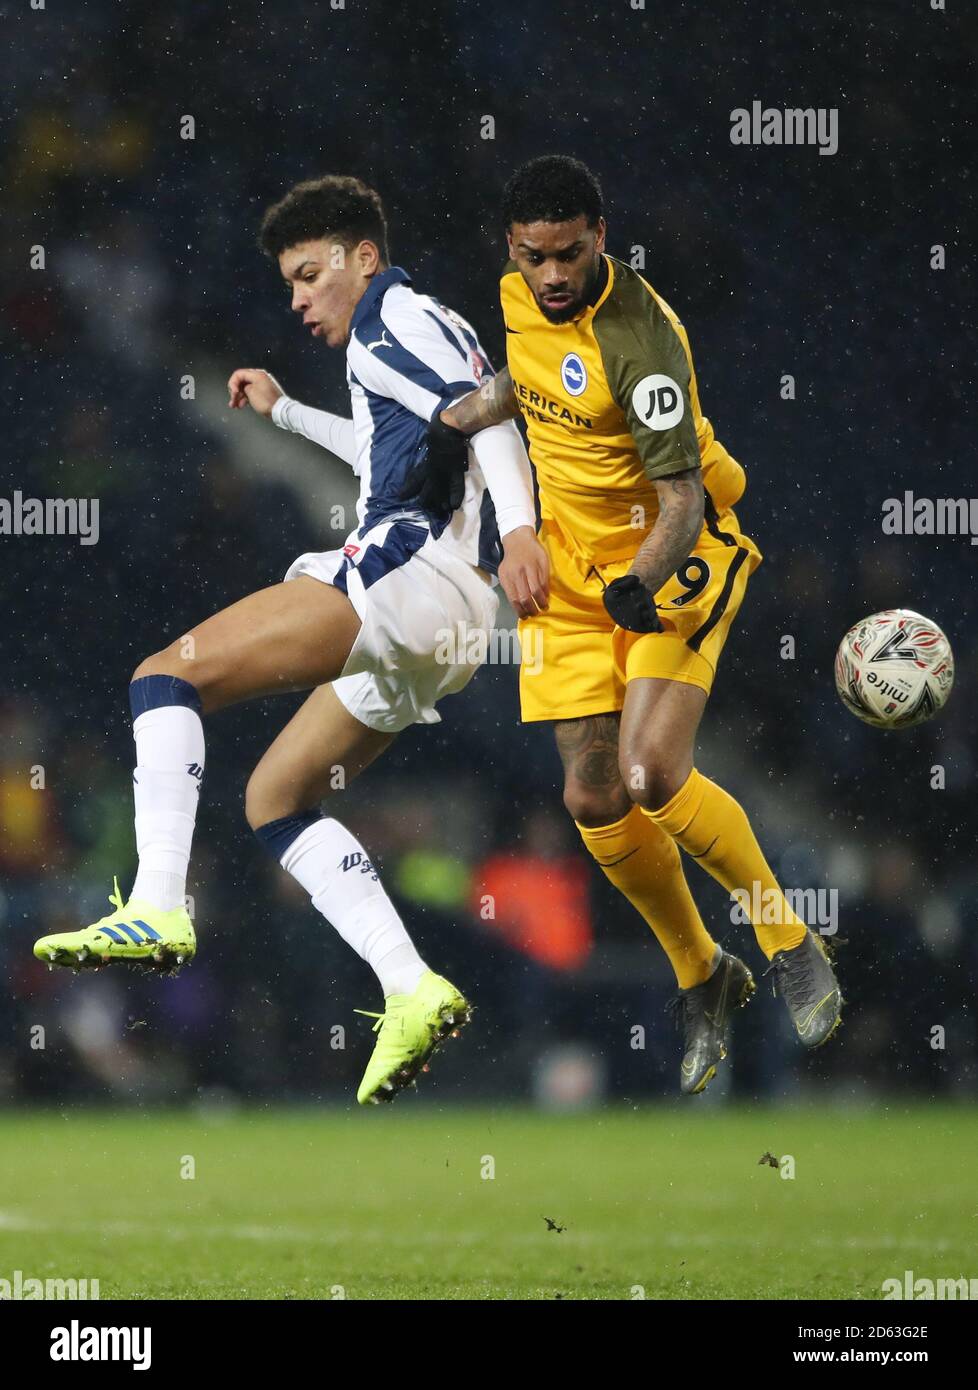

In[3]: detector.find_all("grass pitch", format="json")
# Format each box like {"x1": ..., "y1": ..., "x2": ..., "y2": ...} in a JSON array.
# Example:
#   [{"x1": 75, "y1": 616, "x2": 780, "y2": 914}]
[{"x1": 0, "y1": 1104, "x2": 972, "y2": 1300}]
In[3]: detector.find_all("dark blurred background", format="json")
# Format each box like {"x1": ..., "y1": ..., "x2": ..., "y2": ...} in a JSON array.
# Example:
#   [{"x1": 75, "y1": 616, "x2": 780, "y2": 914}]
[{"x1": 2, "y1": 1, "x2": 976, "y2": 1108}]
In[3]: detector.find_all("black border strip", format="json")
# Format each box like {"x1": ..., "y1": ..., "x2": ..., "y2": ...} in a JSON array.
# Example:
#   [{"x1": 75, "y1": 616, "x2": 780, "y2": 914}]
[{"x1": 687, "y1": 544, "x2": 750, "y2": 652}]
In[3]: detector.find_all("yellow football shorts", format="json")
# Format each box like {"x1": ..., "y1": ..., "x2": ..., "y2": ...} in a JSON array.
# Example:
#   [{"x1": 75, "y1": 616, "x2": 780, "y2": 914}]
[{"x1": 518, "y1": 510, "x2": 763, "y2": 722}]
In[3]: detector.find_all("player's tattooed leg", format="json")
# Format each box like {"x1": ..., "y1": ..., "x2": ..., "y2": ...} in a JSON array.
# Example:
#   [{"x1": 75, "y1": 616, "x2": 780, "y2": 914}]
[{"x1": 555, "y1": 712, "x2": 632, "y2": 827}]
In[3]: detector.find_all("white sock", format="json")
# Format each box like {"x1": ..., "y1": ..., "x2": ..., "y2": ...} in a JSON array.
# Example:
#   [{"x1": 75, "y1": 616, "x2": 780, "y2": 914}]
[
  {"x1": 131, "y1": 705, "x2": 205, "y2": 911},
  {"x1": 279, "y1": 818, "x2": 428, "y2": 997}
]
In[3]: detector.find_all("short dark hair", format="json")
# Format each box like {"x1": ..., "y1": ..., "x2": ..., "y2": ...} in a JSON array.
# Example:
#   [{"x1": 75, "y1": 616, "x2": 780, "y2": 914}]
[
  {"x1": 259, "y1": 175, "x2": 390, "y2": 262},
  {"x1": 502, "y1": 156, "x2": 603, "y2": 230}
]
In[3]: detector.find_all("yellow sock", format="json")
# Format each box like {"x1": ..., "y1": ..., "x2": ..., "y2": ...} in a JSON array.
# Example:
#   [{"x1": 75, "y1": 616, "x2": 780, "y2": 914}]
[
  {"x1": 576, "y1": 805, "x2": 717, "y2": 988},
  {"x1": 643, "y1": 768, "x2": 807, "y2": 959}
]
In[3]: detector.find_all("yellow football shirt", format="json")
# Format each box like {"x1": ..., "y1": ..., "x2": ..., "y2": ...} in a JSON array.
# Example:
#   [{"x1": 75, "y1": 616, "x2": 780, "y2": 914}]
[{"x1": 501, "y1": 254, "x2": 748, "y2": 565}]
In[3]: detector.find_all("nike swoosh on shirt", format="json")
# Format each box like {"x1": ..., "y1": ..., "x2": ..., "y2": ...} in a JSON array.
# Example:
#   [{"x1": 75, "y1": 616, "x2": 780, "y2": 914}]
[{"x1": 505, "y1": 325, "x2": 521, "y2": 334}]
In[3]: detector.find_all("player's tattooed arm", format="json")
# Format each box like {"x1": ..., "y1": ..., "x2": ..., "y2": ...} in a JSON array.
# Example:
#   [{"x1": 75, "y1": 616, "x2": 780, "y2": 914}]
[
  {"x1": 441, "y1": 367, "x2": 519, "y2": 433},
  {"x1": 403, "y1": 369, "x2": 521, "y2": 512},
  {"x1": 629, "y1": 466, "x2": 704, "y2": 592},
  {"x1": 601, "y1": 467, "x2": 703, "y2": 632}
]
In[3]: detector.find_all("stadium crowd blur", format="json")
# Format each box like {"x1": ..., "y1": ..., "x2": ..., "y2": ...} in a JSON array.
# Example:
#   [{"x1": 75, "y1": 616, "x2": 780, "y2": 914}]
[{"x1": 3, "y1": 4, "x2": 975, "y2": 1107}]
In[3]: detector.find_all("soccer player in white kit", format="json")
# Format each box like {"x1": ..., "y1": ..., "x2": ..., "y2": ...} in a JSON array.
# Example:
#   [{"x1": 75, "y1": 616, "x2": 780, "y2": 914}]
[{"x1": 34, "y1": 175, "x2": 549, "y2": 1105}]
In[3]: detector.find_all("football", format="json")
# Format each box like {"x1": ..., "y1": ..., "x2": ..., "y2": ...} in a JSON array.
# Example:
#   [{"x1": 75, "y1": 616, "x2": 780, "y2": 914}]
[{"x1": 834, "y1": 608, "x2": 954, "y2": 729}]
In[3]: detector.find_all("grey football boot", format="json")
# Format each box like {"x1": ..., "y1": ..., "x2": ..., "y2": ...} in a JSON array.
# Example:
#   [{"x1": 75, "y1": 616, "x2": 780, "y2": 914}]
[
  {"x1": 764, "y1": 929, "x2": 842, "y2": 1048},
  {"x1": 671, "y1": 948, "x2": 756, "y2": 1095}
]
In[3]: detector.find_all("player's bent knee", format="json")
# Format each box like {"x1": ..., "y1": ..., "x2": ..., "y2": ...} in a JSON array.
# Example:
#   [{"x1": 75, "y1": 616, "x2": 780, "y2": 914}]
[
  {"x1": 244, "y1": 766, "x2": 312, "y2": 832},
  {"x1": 622, "y1": 756, "x2": 687, "y2": 812},
  {"x1": 244, "y1": 772, "x2": 279, "y2": 832},
  {"x1": 132, "y1": 648, "x2": 200, "y2": 687},
  {"x1": 132, "y1": 653, "x2": 169, "y2": 684},
  {"x1": 563, "y1": 780, "x2": 631, "y2": 827}
]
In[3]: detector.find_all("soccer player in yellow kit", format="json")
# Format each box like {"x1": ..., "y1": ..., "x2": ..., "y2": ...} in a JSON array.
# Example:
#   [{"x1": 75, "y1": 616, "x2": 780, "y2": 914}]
[{"x1": 444, "y1": 157, "x2": 842, "y2": 1093}]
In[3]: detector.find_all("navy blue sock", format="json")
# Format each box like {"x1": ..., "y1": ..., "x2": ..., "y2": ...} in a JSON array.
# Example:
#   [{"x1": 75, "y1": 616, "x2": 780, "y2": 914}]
[
  {"x1": 253, "y1": 811, "x2": 325, "y2": 861},
  {"x1": 129, "y1": 674, "x2": 202, "y2": 719}
]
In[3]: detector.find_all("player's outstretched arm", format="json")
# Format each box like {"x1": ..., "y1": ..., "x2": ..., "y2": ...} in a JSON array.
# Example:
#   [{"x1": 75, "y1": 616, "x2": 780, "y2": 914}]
[
  {"x1": 228, "y1": 367, "x2": 358, "y2": 469},
  {"x1": 228, "y1": 367, "x2": 284, "y2": 416},
  {"x1": 441, "y1": 366, "x2": 519, "y2": 433},
  {"x1": 602, "y1": 467, "x2": 704, "y2": 633}
]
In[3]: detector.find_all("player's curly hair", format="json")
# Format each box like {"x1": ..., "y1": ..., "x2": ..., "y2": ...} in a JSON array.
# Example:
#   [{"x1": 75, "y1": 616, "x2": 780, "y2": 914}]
[
  {"x1": 259, "y1": 175, "x2": 390, "y2": 262},
  {"x1": 502, "y1": 156, "x2": 603, "y2": 229}
]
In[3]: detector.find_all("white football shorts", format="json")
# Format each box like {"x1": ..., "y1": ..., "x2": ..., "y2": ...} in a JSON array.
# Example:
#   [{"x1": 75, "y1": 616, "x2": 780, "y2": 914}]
[{"x1": 284, "y1": 519, "x2": 499, "y2": 733}]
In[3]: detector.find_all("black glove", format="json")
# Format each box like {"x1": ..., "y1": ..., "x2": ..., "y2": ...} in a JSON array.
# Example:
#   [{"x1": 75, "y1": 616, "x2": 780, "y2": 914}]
[
  {"x1": 398, "y1": 415, "x2": 470, "y2": 512},
  {"x1": 602, "y1": 574, "x2": 663, "y2": 633}
]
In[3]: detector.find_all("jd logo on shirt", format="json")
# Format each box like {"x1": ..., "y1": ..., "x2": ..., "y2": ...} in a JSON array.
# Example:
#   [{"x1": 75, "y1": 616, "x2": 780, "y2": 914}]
[
  {"x1": 632, "y1": 374, "x2": 684, "y2": 430},
  {"x1": 560, "y1": 353, "x2": 588, "y2": 397}
]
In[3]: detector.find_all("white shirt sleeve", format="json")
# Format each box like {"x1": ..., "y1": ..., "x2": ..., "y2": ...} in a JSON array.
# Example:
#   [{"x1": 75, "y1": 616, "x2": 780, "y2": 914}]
[
  {"x1": 469, "y1": 421, "x2": 537, "y2": 539},
  {"x1": 271, "y1": 395, "x2": 359, "y2": 473}
]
